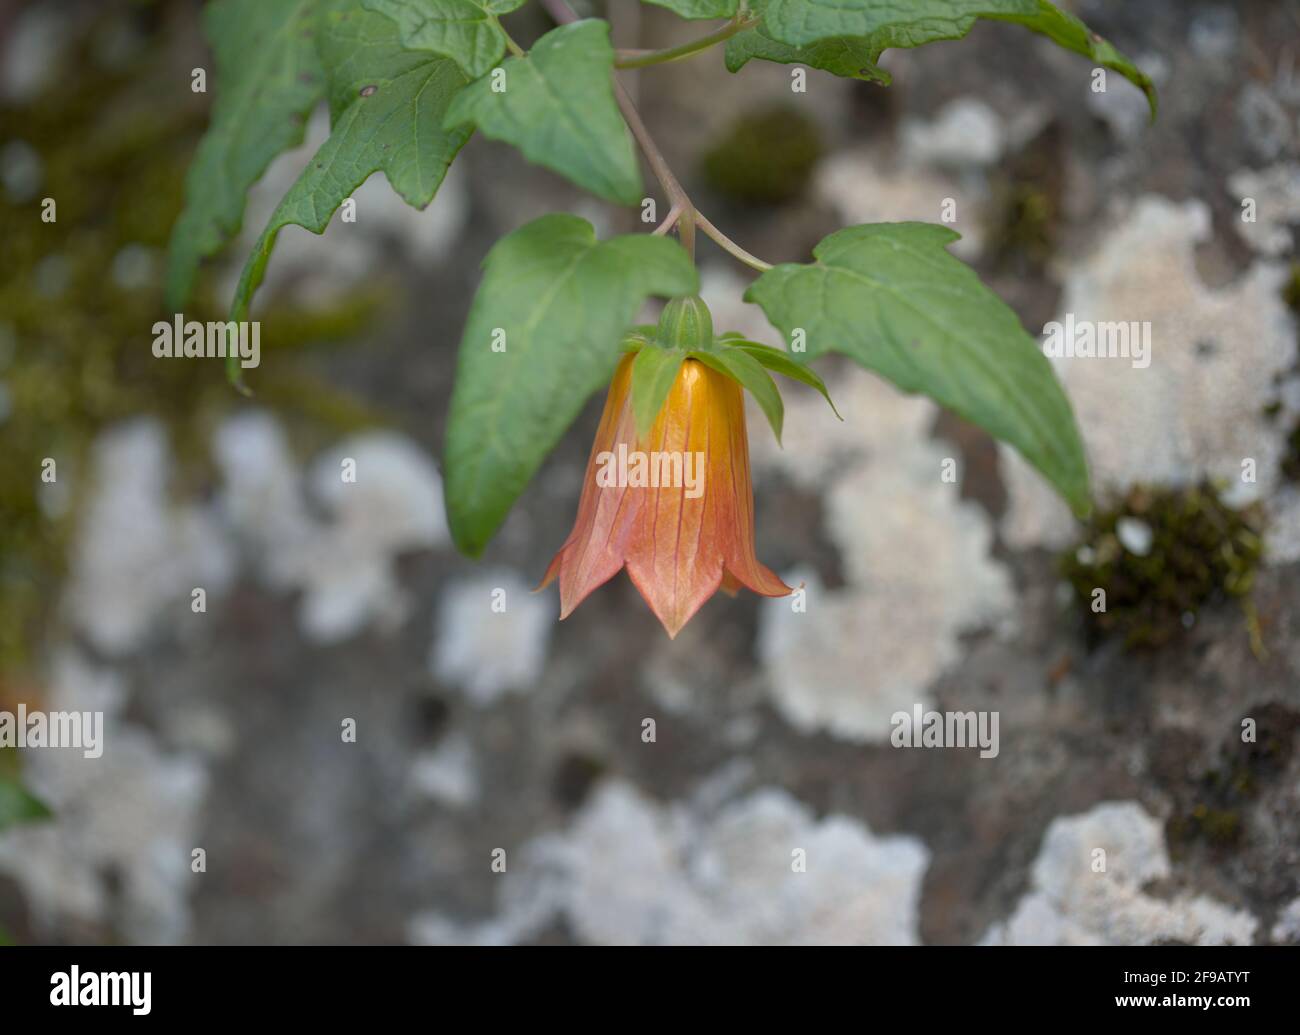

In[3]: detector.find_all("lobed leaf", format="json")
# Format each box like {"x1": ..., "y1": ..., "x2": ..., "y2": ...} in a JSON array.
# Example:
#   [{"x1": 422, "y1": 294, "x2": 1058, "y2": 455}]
[
  {"x1": 726, "y1": 0, "x2": 891, "y2": 83},
  {"x1": 444, "y1": 214, "x2": 698, "y2": 556},
  {"x1": 226, "y1": 1, "x2": 472, "y2": 383},
  {"x1": 443, "y1": 20, "x2": 644, "y2": 205},
  {"x1": 745, "y1": 222, "x2": 1090, "y2": 515},
  {"x1": 165, "y1": 0, "x2": 325, "y2": 309},
  {"x1": 362, "y1": 0, "x2": 528, "y2": 79},
  {"x1": 732, "y1": 0, "x2": 1155, "y2": 115}
]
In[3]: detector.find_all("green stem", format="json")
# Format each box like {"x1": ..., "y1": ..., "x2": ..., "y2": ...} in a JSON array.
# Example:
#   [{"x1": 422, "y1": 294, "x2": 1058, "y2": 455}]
[
  {"x1": 696, "y1": 212, "x2": 773, "y2": 272},
  {"x1": 496, "y1": 19, "x2": 526, "y2": 57},
  {"x1": 612, "y1": 79, "x2": 694, "y2": 259},
  {"x1": 615, "y1": 15, "x2": 759, "y2": 70},
  {"x1": 540, "y1": 0, "x2": 775, "y2": 273}
]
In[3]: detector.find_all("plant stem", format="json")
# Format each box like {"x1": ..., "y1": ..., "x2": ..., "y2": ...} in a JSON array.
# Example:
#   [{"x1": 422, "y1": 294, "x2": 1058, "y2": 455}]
[
  {"x1": 539, "y1": 0, "x2": 775, "y2": 274},
  {"x1": 695, "y1": 212, "x2": 773, "y2": 272},
  {"x1": 612, "y1": 79, "x2": 694, "y2": 258},
  {"x1": 496, "y1": 19, "x2": 526, "y2": 57},
  {"x1": 653, "y1": 203, "x2": 683, "y2": 236},
  {"x1": 615, "y1": 15, "x2": 759, "y2": 69}
]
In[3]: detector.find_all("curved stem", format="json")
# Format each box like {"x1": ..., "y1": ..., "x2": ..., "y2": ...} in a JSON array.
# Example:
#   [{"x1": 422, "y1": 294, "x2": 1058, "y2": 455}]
[
  {"x1": 613, "y1": 79, "x2": 694, "y2": 258},
  {"x1": 652, "y1": 203, "x2": 683, "y2": 236},
  {"x1": 496, "y1": 19, "x2": 526, "y2": 57},
  {"x1": 615, "y1": 15, "x2": 759, "y2": 69},
  {"x1": 695, "y1": 212, "x2": 773, "y2": 272},
  {"x1": 539, "y1": 0, "x2": 774, "y2": 273}
]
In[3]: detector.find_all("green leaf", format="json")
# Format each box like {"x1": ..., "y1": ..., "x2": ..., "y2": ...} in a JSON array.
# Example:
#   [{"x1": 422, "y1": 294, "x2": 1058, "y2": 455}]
[
  {"x1": 227, "y1": 1, "x2": 472, "y2": 383},
  {"x1": 165, "y1": 0, "x2": 325, "y2": 310},
  {"x1": 690, "y1": 347, "x2": 784, "y2": 444},
  {"x1": 725, "y1": 0, "x2": 891, "y2": 83},
  {"x1": 362, "y1": 0, "x2": 527, "y2": 79},
  {"x1": 740, "y1": 0, "x2": 1155, "y2": 115},
  {"x1": 444, "y1": 214, "x2": 698, "y2": 556},
  {"x1": 719, "y1": 338, "x2": 842, "y2": 419},
  {"x1": 443, "y1": 20, "x2": 644, "y2": 205},
  {"x1": 725, "y1": 33, "x2": 891, "y2": 84},
  {"x1": 745, "y1": 223, "x2": 1089, "y2": 515},
  {"x1": 0, "y1": 774, "x2": 52, "y2": 833},
  {"x1": 640, "y1": 0, "x2": 738, "y2": 20},
  {"x1": 631, "y1": 345, "x2": 687, "y2": 439}
]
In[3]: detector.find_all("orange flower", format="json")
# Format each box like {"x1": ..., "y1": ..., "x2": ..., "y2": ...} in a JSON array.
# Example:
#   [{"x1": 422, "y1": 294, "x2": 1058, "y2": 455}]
[{"x1": 540, "y1": 349, "x2": 792, "y2": 637}]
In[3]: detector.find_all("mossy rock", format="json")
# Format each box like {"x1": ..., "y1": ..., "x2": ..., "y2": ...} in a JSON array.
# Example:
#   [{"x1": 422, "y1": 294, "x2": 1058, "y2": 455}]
[
  {"x1": 1060, "y1": 483, "x2": 1264, "y2": 649},
  {"x1": 701, "y1": 106, "x2": 821, "y2": 207}
]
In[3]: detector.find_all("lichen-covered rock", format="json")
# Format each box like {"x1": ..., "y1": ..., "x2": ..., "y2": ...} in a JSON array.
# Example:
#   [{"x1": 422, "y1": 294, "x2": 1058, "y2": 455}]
[
  {"x1": 980, "y1": 801, "x2": 1258, "y2": 945},
  {"x1": 429, "y1": 570, "x2": 552, "y2": 705},
  {"x1": 68, "y1": 420, "x2": 234, "y2": 656},
  {"x1": 1001, "y1": 196, "x2": 1296, "y2": 550},
  {"x1": 754, "y1": 370, "x2": 1014, "y2": 741},
  {"x1": 0, "y1": 650, "x2": 208, "y2": 944},
  {"x1": 411, "y1": 782, "x2": 930, "y2": 946}
]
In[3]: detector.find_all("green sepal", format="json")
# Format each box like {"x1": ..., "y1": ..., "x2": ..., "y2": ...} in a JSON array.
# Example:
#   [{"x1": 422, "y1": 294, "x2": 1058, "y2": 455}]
[
  {"x1": 717, "y1": 336, "x2": 842, "y2": 419},
  {"x1": 689, "y1": 347, "x2": 784, "y2": 445},
  {"x1": 631, "y1": 344, "x2": 688, "y2": 439}
]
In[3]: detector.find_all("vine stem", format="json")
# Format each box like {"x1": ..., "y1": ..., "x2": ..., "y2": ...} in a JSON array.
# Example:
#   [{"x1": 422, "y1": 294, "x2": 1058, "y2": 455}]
[
  {"x1": 652, "y1": 203, "x2": 683, "y2": 236},
  {"x1": 612, "y1": 78, "x2": 695, "y2": 258},
  {"x1": 615, "y1": 14, "x2": 759, "y2": 69},
  {"x1": 496, "y1": 18, "x2": 526, "y2": 57},
  {"x1": 695, "y1": 212, "x2": 773, "y2": 271},
  {"x1": 538, "y1": 0, "x2": 775, "y2": 274}
]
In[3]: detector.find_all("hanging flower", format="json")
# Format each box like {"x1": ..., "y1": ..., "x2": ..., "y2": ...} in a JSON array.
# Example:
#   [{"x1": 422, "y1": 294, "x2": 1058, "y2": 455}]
[{"x1": 540, "y1": 296, "x2": 838, "y2": 637}]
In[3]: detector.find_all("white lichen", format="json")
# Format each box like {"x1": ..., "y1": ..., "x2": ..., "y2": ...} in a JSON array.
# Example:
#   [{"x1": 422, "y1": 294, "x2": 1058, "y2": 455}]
[
  {"x1": 1228, "y1": 163, "x2": 1300, "y2": 257},
  {"x1": 752, "y1": 369, "x2": 1015, "y2": 742},
  {"x1": 816, "y1": 149, "x2": 985, "y2": 260},
  {"x1": 410, "y1": 733, "x2": 480, "y2": 809},
  {"x1": 0, "y1": 650, "x2": 208, "y2": 944},
  {"x1": 1271, "y1": 896, "x2": 1300, "y2": 944},
  {"x1": 410, "y1": 781, "x2": 930, "y2": 946},
  {"x1": 67, "y1": 419, "x2": 234, "y2": 656},
  {"x1": 298, "y1": 431, "x2": 448, "y2": 643},
  {"x1": 900, "y1": 98, "x2": 1005, "y2": 168},
  {"x1": 1000, "y1": 196, "x2": 1296, "y2": 550},
  {"x1": 980, "y1": 801, "x2": 1258, "y2": 946},
  {"x1": 429, "y1": 570, "x2": 552, "y2": 705}
]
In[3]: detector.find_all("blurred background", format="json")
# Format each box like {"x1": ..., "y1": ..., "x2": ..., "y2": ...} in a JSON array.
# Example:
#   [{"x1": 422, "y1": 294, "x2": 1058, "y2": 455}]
[{"x1": 1, "y1": 0, "x2": 1298, "y2": 945}]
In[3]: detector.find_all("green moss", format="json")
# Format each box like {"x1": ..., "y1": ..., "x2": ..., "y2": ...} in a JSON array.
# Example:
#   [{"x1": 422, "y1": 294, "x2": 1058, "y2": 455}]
[
  {"x1": 1060, "y1": 483, "x2": 1264, "y2": 649},
  {"x1": 990, "y1": 185, "x2": 1055, "y2": 265},
  {"x1": 986, "y1": 123, "x2": 1064, "y2": 272},
  {"x1": 1165, "y1": 703, "x2": 1299, "y2": 857},
  {"x1": 700, "y1": 106, "x2": 821, "y2": 206},
  {"x1": 1280, "y1": 421, "x2": 1300, "y2": 483},
  {"x1": 0, "y1": 5, "x2": 384, "y2": 675},
  {"x1": 1282, "y1": 262, "x2": 1300, "y2": 314}
]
